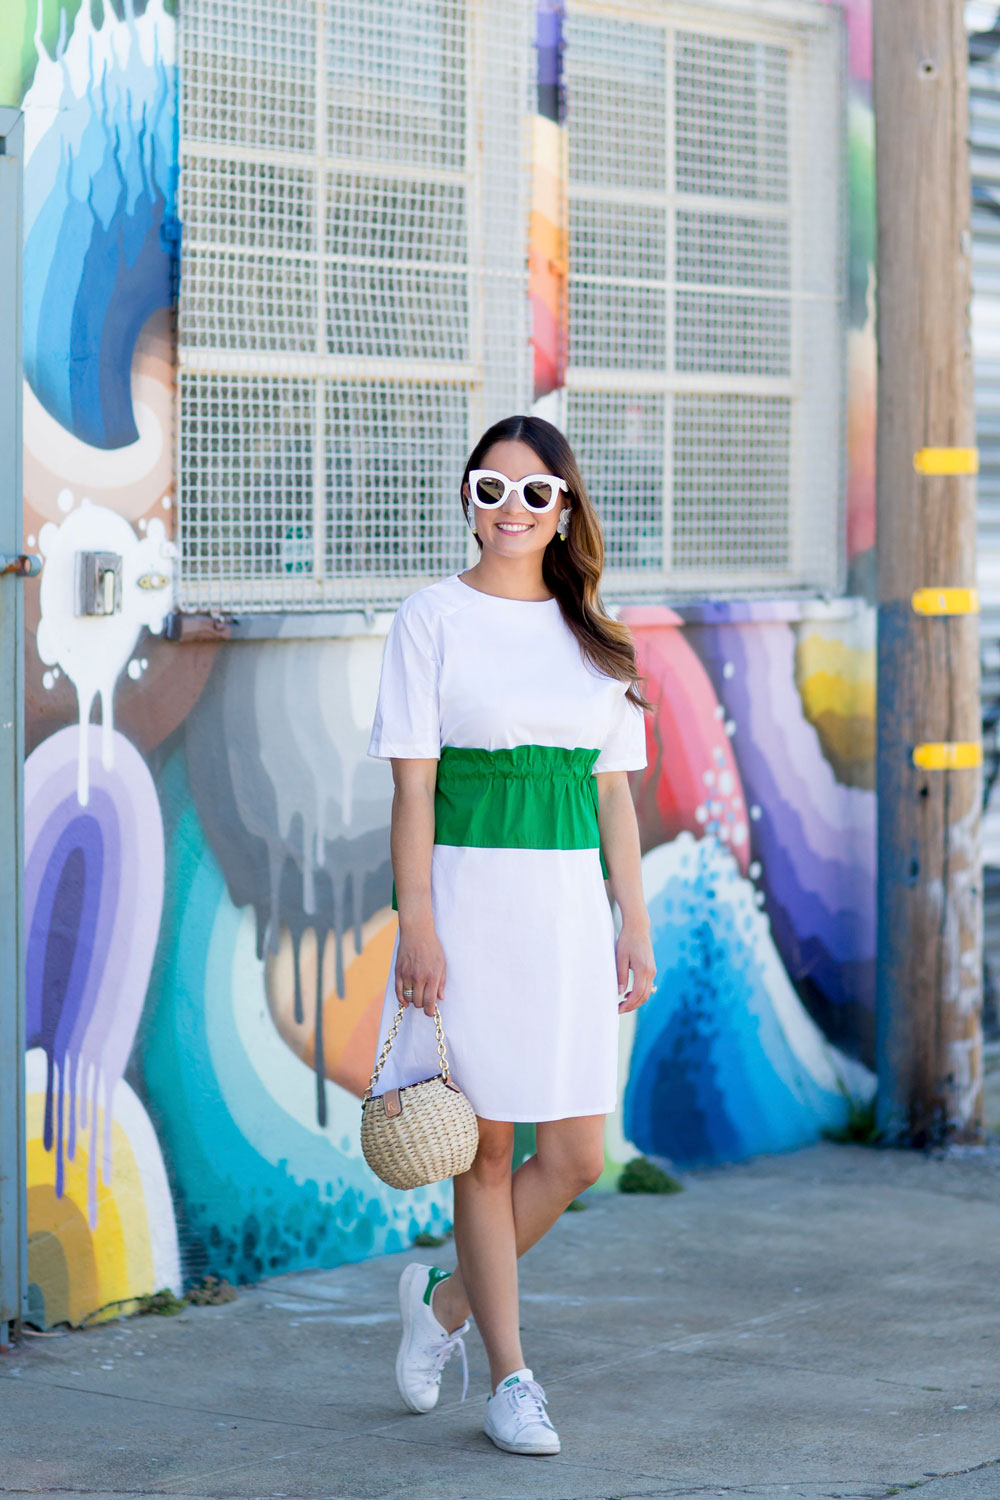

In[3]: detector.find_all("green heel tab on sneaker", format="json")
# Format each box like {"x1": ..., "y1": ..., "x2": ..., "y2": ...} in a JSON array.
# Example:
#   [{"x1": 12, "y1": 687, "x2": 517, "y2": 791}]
[{"x1": 423, "y1": 1266, "x2": 451, "y2": 1305}]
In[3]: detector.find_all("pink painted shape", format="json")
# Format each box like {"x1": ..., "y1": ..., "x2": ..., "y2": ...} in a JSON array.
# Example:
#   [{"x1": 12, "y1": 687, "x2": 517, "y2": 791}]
[
  {"x1": 624, "y1": 618, "x2": 751, "y2": 875},
  {"x1": 531, "y1": 293, "x2": 561, "y2": 398},
  {"x1": 821, "y1": 0, "x2": 871, "y2": 84}
]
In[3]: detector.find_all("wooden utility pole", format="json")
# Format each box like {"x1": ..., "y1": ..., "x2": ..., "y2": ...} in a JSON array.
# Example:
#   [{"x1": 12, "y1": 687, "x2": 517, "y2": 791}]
[{"x1": 874, "y1": 1, "x2": 983, "y2": 1146}]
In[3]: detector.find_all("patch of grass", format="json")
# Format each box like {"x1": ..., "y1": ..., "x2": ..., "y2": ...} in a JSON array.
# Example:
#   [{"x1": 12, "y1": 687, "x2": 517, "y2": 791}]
[
  {"x1": 822, "y1": 1092, "x2": 880, "y2": 1145},
  {"x1": 563, "y1": 1197, "x2": 587, "y2": 1212},
  {"x1": 617, "y1": 1157, "x2": 683, "y2": 1194},
  {"x1": 137, "y1": 1288, "x2": 187, "y2": 1317},
  {"x1": 412, "y1": 1231, "x2": 450, "y2": 1248},
  {"x1": 185, "y1": 1275, "x2": 237, "y2": 1307}
]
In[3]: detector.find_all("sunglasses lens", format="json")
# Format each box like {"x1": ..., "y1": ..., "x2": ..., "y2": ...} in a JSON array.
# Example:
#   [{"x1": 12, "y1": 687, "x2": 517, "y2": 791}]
[
  {"x1": 522, "y1": 480, "x2": 555, "y2": 510},
  {"x1": 474, "y1": 475, "x2": 506, "y2": 505}
]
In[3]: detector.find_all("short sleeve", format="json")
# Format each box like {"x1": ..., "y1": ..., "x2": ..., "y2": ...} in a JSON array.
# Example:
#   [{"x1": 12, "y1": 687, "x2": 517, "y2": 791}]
[
  {"x1": 367, "y1": 600, "x2": 441, "y2": 760},
  {"x1": 594, "y1": 688, "x2": 647, "y2": 774}
]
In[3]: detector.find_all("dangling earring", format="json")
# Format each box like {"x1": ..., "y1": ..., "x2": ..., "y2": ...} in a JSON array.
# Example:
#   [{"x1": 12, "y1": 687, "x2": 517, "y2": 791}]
[{"x1": 557, "y1": 505, "x2": 572, "y2": 541}]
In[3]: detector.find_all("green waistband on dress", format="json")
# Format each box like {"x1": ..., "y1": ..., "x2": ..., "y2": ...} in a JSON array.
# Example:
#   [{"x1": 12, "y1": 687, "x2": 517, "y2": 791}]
[{"x1": 390, "y1": 743, "x2": 609, "y2": 910}]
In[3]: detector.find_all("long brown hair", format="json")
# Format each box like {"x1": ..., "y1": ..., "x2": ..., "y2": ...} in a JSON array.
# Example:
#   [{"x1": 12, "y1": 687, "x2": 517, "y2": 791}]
[{"x1": 460, "y1": 415, "x2": 651, "y2": 712}]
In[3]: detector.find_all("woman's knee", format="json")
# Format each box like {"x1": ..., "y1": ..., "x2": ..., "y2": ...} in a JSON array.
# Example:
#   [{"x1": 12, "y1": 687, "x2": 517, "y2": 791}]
[
  {"x1": 467, "y1": 1120, "x2": 514, "y2": 1185},
  {"x1": 565, "y1": 1147, "x2": 605, "y2": 1194},
  {"x1": 538, "y1": 1128, "x2": 605, "y2": 1195}
]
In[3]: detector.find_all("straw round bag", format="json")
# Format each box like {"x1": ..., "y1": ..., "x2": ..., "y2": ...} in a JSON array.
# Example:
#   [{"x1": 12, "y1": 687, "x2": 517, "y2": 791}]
[{"x1": 361, "y1": 1004, "x2": 479, "y2": 1190}]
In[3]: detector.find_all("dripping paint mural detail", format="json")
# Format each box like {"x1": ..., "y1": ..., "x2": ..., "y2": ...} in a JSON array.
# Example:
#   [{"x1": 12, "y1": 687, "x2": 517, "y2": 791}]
[
  {"x1": 137, "y1": 751, "x2": 450, "y2": 1285},
  {"x1": 20, "y1": 0, "x2": 177, "y2": 450},
  {"x1": 183, "y1": 637, "x2": 395, "y2": 1125},
  {"x1": 13, "y1": 0, "x2": 190, "y2": 1329},
  {"x1": 26, "y1": 1047, "x2": 180, "y2": 1330},
  {"x1": 24, "y1": 726, "x2": 181, "y2": 1327},
  {"x1": 12, "y1": 0, "x2": 446, "y2": 1328},
  {"x1": 25, "y1": 726, "x2": 165, "y2": 1219},
  {"x1": 36, "y1": 499, "x2": 174, "y2": 804}
]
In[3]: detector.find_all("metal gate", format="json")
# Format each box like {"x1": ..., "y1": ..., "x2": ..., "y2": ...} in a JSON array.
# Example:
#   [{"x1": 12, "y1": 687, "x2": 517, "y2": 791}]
[{"x1": 969, "y1": 11, "x2": 1000, "y2": 1029}]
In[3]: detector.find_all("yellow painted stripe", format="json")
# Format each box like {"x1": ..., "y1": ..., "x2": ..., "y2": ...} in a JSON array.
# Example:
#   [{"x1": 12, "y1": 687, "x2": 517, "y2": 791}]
[
  {"x1": 912, "y1": 742, "x2": 983, "y2": 770},
  {"x1": 913, "y1": 447, "x2": 979, "y2": 475},
  {"x1": 911, "y1": 587, "x2": 979, "y2": 616}
]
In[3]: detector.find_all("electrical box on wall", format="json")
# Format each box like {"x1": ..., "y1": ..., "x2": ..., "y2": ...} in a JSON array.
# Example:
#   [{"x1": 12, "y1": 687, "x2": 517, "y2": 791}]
[{"x1": 75, "y1": 551, "x2": 122, "y2": 616}]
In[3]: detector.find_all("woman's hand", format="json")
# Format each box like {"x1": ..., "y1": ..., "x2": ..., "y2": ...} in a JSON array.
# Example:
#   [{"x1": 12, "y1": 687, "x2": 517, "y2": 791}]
[
  {"x1": 595, "y1": 769, "x2": 657, "y2": 1013},
  {"x1": 396, "y1": 916, "x2": 446, "y2": 1016},
  {"x1": 616, "y1": 920, "x2": 656, "y2": 1014}
]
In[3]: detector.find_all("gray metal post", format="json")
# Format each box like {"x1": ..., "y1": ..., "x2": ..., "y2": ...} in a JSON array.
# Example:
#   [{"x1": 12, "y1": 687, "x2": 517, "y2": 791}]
[{"x1": 0, "y1": 107, "x2": 27, "y2": 1344}]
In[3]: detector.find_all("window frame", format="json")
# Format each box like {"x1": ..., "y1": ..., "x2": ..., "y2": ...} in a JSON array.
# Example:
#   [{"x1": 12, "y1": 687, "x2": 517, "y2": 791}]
[
  {"x1": 174, "y1": 0, "x2": 533, "y2": 616},
  {"x1": 564, "y1": 0, "x2": 846, "y2": 600}
]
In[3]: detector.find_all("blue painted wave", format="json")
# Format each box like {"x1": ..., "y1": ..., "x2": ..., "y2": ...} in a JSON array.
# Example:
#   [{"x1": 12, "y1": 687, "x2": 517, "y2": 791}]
[
  {"x1": 625, "y1": 834, "x2": 873, "y2": 1169},
  {"x1": 23, "y1": 1, "x2": 177, "y2": 447}
]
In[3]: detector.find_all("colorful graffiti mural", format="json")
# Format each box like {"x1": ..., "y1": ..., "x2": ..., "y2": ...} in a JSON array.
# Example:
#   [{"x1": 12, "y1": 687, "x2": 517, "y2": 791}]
[
  {"x1": 620, "y1": 604, "x2": 875, "y2": 1168},
  {"x1": 11, "y1": 0, "x2": 877, "y2": 1330},
  {"x1": 11, "y1": 0, "x2": 186, "y2": 1330},
  {"x1": 11, "y1": 0, "x2": 451, "y2": 1328}
]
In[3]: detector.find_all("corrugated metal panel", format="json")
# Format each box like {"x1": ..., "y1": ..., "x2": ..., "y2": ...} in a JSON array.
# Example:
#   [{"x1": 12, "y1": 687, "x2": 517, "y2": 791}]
[
  {"x1": 968, "y1": 5, "x2": 1000, "y2": 874},
  {"x1": 984, "y1": 868, "x2": 1000, "y2": 1035}
]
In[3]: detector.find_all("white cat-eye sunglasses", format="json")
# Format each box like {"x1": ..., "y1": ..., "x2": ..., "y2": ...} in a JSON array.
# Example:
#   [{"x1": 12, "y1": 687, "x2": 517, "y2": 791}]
[{"x1": 467, "y1": 469, "x2": 569, "y2": 514}]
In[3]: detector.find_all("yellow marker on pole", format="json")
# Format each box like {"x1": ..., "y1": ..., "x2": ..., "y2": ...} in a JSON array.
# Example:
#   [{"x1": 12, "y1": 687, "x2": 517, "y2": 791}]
[
  {"x1": 911, "y1": 587, "x2": 979, "y2": 615},
  {"x1": 912, "y1": 742, "x2": 982, "y2": 770},
  {"x1": 912, "y1": 447, "x2": 979, "y2": 475}
]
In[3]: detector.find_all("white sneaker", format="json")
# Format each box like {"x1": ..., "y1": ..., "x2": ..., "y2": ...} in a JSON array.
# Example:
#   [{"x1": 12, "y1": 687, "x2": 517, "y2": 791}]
[
  {"x1": 395, "y1": 1263, "x2": 469, "y2": 1413},
  {"x1": 484, "y1": 1367, "x2": 561, "y2": 1456}
]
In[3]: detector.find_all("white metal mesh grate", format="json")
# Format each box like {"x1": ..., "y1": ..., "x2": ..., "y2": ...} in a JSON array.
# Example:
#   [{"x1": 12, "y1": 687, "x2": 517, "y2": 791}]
[
  {"x1": 177, "y1": 0, "x2": 533, "y2": 613},
  {"x1": 565, "y1": 0, "x2": 845, "y2": 596}
]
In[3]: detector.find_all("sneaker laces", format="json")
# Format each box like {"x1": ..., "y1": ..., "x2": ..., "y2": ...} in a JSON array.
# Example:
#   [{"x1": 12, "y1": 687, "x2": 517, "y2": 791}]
[
  {"x1": 502, "y1": 1378, "x2": 552, "y2": 1431},
  {"x1": 428, "y1": 1325, "x2": 469, "y2": 1403}
]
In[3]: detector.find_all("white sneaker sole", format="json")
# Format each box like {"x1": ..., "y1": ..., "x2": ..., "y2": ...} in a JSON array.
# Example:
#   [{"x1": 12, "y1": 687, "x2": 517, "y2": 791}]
[
  {"x1": 395, "y1": 1263, "x2": 438, "y2": 1414},
  {"x1": 485, "y1": 1428, "x2": 561, "y2": 1457}
]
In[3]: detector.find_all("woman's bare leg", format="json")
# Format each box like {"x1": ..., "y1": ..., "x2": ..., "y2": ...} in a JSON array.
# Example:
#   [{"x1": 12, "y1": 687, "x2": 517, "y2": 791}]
[
  {"x1": 433, "y1": 1115, "x2": 606, "y2": 1373},
  {"x1": 445, "y1": 1117, "x2": 524, "y2": 1389}
]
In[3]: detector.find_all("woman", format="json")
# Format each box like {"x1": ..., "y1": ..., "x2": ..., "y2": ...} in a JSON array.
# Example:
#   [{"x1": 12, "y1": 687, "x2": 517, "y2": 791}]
[{"x1": 366, "y1": 414, "x2": 656, "y2": 1456}]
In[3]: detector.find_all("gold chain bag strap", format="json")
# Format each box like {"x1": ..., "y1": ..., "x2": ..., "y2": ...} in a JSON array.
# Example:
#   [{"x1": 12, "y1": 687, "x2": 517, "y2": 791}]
[{"x1": 360, "y1": 1004, "x2": 479, "y2": 1190}]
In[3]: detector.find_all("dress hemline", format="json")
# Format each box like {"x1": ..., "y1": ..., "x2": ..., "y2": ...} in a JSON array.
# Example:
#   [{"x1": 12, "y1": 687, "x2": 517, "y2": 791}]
[{"x1": 468, "y1": 1102, "x2": 617, "y2": 1124}]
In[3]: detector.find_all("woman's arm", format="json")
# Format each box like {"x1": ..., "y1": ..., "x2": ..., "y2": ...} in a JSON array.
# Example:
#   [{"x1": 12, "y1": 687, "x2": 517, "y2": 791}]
[
  {"x1": 390, "y1": 757, "x2": 446, "y2": 1016},
  {"x1": 595, "y1": 770, "x2": 657, "y2": 1014}
]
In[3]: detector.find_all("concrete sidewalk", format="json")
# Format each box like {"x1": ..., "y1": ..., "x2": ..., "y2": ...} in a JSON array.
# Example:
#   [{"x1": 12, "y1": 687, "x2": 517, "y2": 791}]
[{"x1": 3, "y1": 1142, "x2": 1000, "y2": 1500}]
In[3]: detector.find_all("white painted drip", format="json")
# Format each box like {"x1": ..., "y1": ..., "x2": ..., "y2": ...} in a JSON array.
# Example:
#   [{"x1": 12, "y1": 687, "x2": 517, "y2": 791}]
[
  {"x1": 23, "y1": 0, "x2": 175, "y2": 169},
  {"x1": 35, "y1": 500, "x2": 173, "y2": 805}
]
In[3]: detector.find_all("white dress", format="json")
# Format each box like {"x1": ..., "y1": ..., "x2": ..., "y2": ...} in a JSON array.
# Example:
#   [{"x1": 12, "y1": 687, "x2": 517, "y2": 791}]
[{"x1": 366, "y1": 572, "x2": 648, "y2": 1122}]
